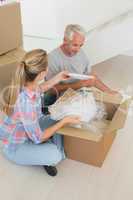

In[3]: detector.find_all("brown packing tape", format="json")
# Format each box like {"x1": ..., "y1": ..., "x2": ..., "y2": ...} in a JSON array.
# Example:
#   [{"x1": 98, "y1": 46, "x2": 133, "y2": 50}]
[{"x1": 105, "y1": 98, "x2": 132, "y2": 134}]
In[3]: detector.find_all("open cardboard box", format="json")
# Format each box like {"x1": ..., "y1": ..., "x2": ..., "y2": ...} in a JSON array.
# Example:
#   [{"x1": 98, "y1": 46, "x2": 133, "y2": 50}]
[
  {"x1": 0, "y1": 2, "x2": 26, "y2": 92},
  {"x1": 58, "y1": 88, "x2": 131, "y2": 167}
]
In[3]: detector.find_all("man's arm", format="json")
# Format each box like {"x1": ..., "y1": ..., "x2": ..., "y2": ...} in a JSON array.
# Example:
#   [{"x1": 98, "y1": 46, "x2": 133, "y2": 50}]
[
  {"x1": 54, "y1": 81, "x2": 84, "y2": 93},
  {"x1": 90, "y1": 72, "x2": 118, "y2": 94},
  {"x1": 50, "y1": 75, "x2": 97, "y2": 94},
  {"x1": 49, "y1": 73, "x2": 118, "y2": 95}
]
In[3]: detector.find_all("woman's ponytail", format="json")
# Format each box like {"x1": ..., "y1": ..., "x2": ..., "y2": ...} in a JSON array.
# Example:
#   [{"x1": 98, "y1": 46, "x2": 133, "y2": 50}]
[
  {"x1": 2, "y1": 61, "x2": 26, "y2": 116},
  {"x1": 2, "y1": 49, "x2": 48, "y2": 116}
]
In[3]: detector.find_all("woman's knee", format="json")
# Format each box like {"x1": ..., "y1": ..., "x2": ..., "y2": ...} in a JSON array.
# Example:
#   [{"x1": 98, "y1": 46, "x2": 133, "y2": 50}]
[
  {"x1": 2, "y1": 143, "x2": 63, "y2": 166},
  {"x1": 49, "y1": 147, "x2": 62, "y2": 165}
]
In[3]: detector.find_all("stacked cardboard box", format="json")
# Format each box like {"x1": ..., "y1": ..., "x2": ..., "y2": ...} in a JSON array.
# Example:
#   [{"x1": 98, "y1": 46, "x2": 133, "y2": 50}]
[
  {"x1": 0, "y1": 2, "x2": 23, "y2": 55},
  {"x1": 0, "y1": 2, "x2": 25, "y2": 91}
]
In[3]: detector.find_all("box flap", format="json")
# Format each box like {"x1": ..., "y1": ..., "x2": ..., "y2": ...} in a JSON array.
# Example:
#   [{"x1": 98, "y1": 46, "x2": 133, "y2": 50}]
[
  {"x1": 0, "y1": 48, "x2": 25, "y2": 65},
  {"x1": 105, "y1": 98, "x2": 131, "y2": 133},
  {"x1": 59, "y1": 126, "x2": 103, "y2": 142},
  {"x1": 59, "y1": 119, "x2": 110, "y2": 142},
  {"x1": 0, "y1": 48, "x2": 26, "y2": 90},
  {"x1": 0, "y1": 2, "x2": 23, "y2": 55}
]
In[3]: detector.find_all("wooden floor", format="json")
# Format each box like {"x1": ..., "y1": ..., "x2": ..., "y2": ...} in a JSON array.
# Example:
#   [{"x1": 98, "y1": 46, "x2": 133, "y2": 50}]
[{"x1": 0, "y1": 55, "x2": 133, "y2": 200}]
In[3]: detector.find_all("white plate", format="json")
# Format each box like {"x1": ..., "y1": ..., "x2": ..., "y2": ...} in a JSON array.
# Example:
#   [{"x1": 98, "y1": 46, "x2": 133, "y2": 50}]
[{"x1": 68, "y1": 73, "x2": 94, "y2": 80}]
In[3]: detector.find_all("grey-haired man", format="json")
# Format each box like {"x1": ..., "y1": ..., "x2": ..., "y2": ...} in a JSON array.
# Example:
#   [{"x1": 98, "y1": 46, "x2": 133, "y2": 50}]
[{"x1": 43, "y1": 24, "x2": 118, "y2": 113}]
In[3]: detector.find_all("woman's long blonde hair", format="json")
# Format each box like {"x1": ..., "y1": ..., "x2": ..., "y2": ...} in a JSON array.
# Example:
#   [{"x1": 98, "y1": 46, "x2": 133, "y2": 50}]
[{"x1": 2, "y1": 49, "x2": 48, "y2": 116}]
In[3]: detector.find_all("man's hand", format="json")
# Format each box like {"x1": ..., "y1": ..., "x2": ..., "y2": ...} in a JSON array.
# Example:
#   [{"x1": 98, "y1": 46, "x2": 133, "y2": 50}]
[
  {"x1": 89, "y1": 72, "x2": 121, "y2": 96},
  {"x1": 79, "y1": 75, "x2": 96, "y2": 87}
]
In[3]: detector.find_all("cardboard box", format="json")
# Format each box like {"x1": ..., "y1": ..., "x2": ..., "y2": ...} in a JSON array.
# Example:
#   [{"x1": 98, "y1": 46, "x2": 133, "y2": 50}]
[
  {"x1": 59, "y1": 89, "x2": 131, "y2": 167},
  {"x1": 0, "y1": 48, "x2": 25, "y2": 91},
  {"x1": 0, "y1": 2, "x2": 23, "y2": 55},
  {"x1": 0, "y1": 2, "x2": 25, "y2": 96}
]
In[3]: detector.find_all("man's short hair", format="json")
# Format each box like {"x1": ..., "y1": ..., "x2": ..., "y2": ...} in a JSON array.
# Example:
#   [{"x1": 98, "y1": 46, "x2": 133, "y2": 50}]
[{"x1": 64, "y1": 24, "x2": 86, "y2": 41}]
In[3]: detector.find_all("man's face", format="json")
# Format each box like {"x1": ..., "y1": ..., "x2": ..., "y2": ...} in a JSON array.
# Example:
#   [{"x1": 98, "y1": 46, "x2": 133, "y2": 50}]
[{"x1": 64, "y1": 32, "x2": 85, "y2": 56}]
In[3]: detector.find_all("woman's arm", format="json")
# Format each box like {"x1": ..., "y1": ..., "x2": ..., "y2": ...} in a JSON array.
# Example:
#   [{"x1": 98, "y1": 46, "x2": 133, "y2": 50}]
[
  {"x1": 40, "y1": 116, "x2": 80, "y2": 142},
  {"x1": 40, "y1": 71, "x2": 70, "y2": 92}
]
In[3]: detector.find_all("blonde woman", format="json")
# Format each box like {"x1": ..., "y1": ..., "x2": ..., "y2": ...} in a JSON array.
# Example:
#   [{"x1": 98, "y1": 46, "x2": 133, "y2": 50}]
[{"x1": 0, "y1": 49, "x2": 80, "y2": 176}]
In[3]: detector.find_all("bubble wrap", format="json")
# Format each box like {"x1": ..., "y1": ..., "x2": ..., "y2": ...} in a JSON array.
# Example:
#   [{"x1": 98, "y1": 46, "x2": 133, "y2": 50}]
[{"x1": 49, "y1": 88, "x2": 107, "y2": 123}]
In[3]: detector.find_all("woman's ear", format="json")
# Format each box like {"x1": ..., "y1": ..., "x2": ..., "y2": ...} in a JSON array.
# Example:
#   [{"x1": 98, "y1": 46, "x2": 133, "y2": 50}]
[
  {"x1": 46, "y1": 67, "x2": 48, "y2": 74},
  {"x1": 42, "y1": 70, "x2": 47, "y2": 78}
]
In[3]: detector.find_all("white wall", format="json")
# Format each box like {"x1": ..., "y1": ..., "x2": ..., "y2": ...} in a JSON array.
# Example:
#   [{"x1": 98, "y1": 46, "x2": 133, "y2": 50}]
[
  {"x1": 20, "y1": 0, "x2": 58, "y2": 38},
  {"x1": 20, "y1": 0, "x2": 133, "y2": 65},
  {"x1": 83, "y1": 15, "x2": 133, "y2": 65},
  {"x1": 20, "y1": 0, "x2": 133, "y2": 38},
  {"x1": 54, "y1": 0, "x2": 133, "y2": 37},
  {"x1": 23, "y1": 36, "x2": 61, "y2": 53}
]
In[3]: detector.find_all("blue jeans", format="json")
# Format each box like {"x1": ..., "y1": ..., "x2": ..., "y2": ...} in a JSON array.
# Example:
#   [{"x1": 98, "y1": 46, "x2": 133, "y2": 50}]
[{"x1": 3, "y1": 115, "x2": 65, "y2": 166}]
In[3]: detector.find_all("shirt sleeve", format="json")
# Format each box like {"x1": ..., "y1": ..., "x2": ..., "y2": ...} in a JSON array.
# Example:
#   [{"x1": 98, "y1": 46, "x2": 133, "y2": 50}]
[
  {"x1": 16, "y1": 97, "x2": 43, "y2": 144},
  {"x1": 46, "y1": 53, "x2": 60, "y2": 80}
]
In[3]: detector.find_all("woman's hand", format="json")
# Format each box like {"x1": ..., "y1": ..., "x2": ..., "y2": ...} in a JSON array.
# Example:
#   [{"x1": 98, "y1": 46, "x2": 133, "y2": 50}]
[
  {"x1": 61, "y1": 115, "x2": 81, "y2": 126},
  {"x1": 41, "y1": 115, "x2": 80, "y2": 142},
  {"x1": 40, "y1": 71, "x2": 70, "y2": 92},
  {"x1": 54, "y1": 71, "x2": 70, "y2": 83}
]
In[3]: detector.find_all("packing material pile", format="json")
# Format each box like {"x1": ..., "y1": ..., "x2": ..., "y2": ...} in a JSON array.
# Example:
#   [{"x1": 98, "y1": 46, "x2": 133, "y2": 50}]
[{"x1": 49, "y1": 87, "x2": 108, "y2": 134}]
